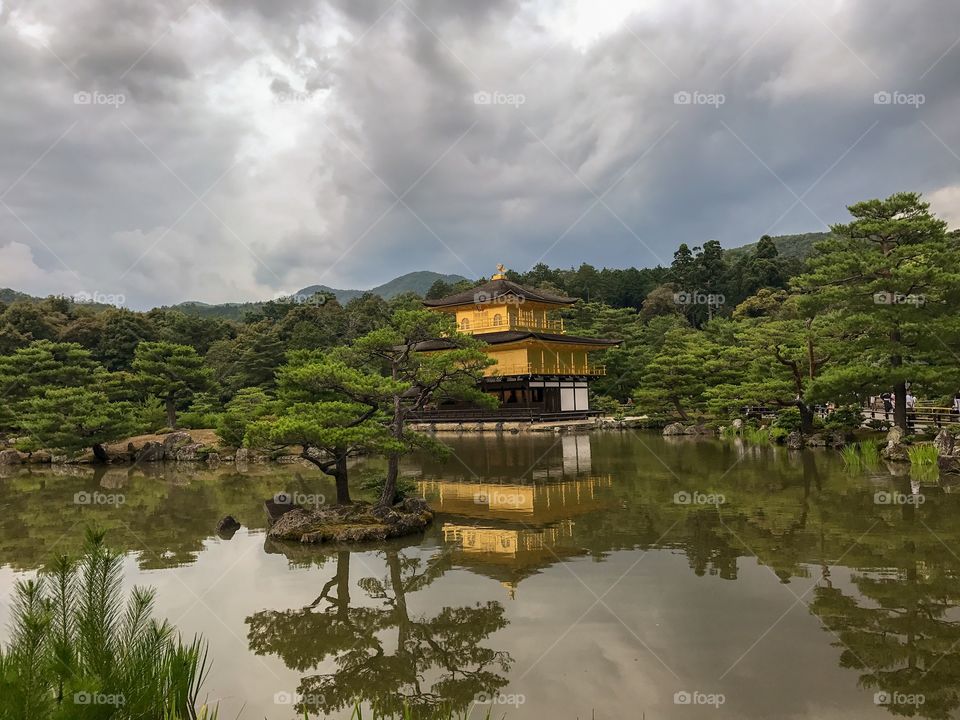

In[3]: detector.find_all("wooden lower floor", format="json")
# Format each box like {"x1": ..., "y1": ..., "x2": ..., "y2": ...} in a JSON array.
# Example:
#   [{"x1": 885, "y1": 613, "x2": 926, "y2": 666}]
[{"x1": 410, "y1": 376, "x2": 597, "y2": 421}]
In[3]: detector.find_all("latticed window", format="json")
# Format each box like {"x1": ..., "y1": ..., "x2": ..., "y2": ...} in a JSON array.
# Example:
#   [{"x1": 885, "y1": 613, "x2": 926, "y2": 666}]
[
  {"x1": 460, "y1": 318, "x2": 470, "y2": 330},
  {"x1": 493, "y1": 313, "x2": 503, "y2": 326}
]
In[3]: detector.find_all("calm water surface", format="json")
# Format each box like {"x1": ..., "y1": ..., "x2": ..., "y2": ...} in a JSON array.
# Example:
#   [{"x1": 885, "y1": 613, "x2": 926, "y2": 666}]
[{"x1": 1, "y1": 432, "x2": 958, "y2": 719}]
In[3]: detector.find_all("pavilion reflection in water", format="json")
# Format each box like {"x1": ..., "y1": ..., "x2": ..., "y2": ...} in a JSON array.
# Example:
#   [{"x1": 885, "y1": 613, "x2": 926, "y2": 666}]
[{"x1": 413, "y1": 434, "x2": 611, "y2": 596}]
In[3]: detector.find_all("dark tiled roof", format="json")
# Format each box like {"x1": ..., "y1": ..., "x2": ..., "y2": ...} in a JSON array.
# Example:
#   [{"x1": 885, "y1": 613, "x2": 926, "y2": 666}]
[
  {"x1": 413, "y1": 331, "x2": 621, "y2": 351},
  {"x1": 422, "y1": 278, "x2": 577, "y2": 307}
]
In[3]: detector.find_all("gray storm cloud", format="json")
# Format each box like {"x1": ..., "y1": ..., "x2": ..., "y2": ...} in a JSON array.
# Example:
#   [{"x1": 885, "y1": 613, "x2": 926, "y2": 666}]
[{"x1": 1, "y1": 0, "x2": 958, "y2": 308}]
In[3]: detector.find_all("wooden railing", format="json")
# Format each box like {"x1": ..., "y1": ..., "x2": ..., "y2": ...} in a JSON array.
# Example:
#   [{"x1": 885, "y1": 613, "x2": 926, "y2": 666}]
[
  {"x1": 864, "y1": 406, "x2": 958, "y2": 429},
  {"x1": 742, "y1": 404, "x2": 960, "y2": 430},
  {"x1": 407, "y1": 407, "x2": 601, "y2": 422},
  {"x1": 489, "y1": 363, "x2": 606, "y2": 376},
  {"x1": 462, "y1": 317, "x2": 564, "y2": 334}
]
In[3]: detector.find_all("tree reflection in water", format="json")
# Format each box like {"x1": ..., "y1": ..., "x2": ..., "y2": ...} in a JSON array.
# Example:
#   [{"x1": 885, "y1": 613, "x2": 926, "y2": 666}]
[{"x1": 246, "y1": 546, "x2": 512, "y2": 718}]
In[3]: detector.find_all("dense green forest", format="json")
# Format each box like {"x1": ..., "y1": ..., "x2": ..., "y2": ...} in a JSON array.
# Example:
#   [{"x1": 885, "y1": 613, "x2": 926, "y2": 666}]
[
  {"x1": 1, "y1": 193, "x2": 958, "y2": 458},
  {"x1": 160, "y1": 270, "x2": 469, "y2": 320}
]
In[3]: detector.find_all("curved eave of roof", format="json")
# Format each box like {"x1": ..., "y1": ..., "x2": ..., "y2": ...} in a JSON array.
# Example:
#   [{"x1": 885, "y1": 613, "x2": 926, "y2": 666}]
[
  {"x1": 479, "y1": 331, "x2": 622, "y2": 347},
  {"x1": 422, "y1": 279, "x2": 577, "y2": 308},
  {"x1": 412, "y1": 331, "x2": 621, "y2": 352}
]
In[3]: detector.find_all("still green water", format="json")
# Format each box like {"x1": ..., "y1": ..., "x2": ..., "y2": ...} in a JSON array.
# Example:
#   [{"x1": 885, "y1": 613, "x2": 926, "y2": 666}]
[{"x1": 1, "y1": 432, "x2": 958, "y2": 719}]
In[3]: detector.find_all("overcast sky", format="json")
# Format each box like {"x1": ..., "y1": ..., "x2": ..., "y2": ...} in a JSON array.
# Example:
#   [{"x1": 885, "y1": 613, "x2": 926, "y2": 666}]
[{"x1": 1, "y1": 0, "x2": 959, "y2": 308}]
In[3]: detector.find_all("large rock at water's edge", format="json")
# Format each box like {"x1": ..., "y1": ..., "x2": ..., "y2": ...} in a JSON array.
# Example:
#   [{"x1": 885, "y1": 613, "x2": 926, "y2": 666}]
[
  {"x1": 663, "y1": 422, "x2": 686, "y2": 436},
  {"x1": 161, "y1": 432, "x2": 193, "y2": 459},
  {"x1": 882, "y1": 426, "x2": 910, "y2": 462},
  {"x1": 264, "y1": 497, "x2": 304, "y2": 524},
  {"x1": 0, "y1": 449, "x2": 24, "y2": 465},
  {"x1": 173, "y1": 443, "x2": 204, "y2": 462},
  {"x1": 162, "y1": 431, "x2": 192, "y2": 445},
  {"x1": 939, "y1": 455, "x2": 960, "y2": 475},
  {"x1": 234, "y1": 447, "x2": 250, "y2": 470},
  {"x1": 135, "y1": 441, "x2": 165, "y2": 463},
  {"x1": 934, "y1": 429, "x2": 955, "y2": 458},
  {"x1": 267, "y1": 498, "x2": 433, "y2": 544},
  {"x1": 786, "y1": 431, "x2": 804, "y2": 450},
  {"x1": 216, "y1": 515, "x2": 241, "y2": 539}
]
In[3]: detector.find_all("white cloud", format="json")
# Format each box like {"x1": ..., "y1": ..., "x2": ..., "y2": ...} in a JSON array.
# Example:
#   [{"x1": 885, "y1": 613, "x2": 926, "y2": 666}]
[
  {"x1": 928, "y1": 185, "x2": 960, "y2": 228},
  {"x1": 0, "y1": 241, "x2": 84, "y2": 296}
]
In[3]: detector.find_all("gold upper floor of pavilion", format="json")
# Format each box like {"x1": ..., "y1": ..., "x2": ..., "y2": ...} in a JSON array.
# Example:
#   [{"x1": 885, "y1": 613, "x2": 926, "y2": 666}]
[
  {"x1": 420, "y1": 267, "x2": 620, "y2": 377},
  {"x1": 422, "y1": 269, "x2": 575, "y2": 336}
]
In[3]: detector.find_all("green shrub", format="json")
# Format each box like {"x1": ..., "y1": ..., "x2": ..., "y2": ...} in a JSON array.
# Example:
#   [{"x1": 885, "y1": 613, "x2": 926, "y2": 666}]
[
  {"x1": 769, "y1": 427, "x2": 789, "y2": 443},
  {"x1": 179, "y1": 411, "x2": 222, "y2": 430},
  {"x1": 179, "y1": 393, "x2": 223, "y2": 430},
  {"x1": 823, "y1": 406, "x2": 863, "y2": 432},
  {"x1": 357, "y1": 470, "x2": 416, "y2": 500},
  {"x1": 135, "y1": 396, "x2": 168, "y2": 434},
  {"x1": 592, "y1": 394, "x2": 622, "y2": 418},
  {"x1": 720, "y1": 425, "x2": 738, "y2": 439},
  {"x1": 218, "y1": 388, "x2": 276, "y2": 447},
  {"x1": 773, "y1": 407, "x2": 803, "y2": 432}
]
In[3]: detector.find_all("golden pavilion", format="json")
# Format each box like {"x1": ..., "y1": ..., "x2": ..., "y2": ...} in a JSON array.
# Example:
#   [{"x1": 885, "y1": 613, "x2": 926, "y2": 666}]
[{"x1": 417, "y1": 265, "x2": 620, "y2": 420}]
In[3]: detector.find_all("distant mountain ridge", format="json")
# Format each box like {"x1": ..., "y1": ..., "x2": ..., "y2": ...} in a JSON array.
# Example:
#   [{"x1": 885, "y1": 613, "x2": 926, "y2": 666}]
[
  {"x1": 294, "y1": 271, "x2": 469, "y2": 305},
  {"x1": 0, "y1": 234, "x2": 829, "y2": 314},
  {"x1": 164, "y1": 271, "x2": 469, "y2": 320}
]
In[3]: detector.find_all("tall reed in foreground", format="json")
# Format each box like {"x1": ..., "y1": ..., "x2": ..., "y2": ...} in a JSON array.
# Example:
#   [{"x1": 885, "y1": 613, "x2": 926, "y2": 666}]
[
  {"x1": 742, "y1": 426, "x2": 771, "y2": 445},
  {"x1": 857, "y1": 440, "x2": 881, "y2": 468},
  {"x1": 0, "y1": 529, "x2": 212, "y2": 720},
  {"x1": 840, "y1": 445, "x2": 862, "y2": 471},
  {"x1": 841, "y1": 440, "x2": 882, "y2": 472},
  {"x1": 908, "y1": 445, "x2": 939, "y2": 466}
]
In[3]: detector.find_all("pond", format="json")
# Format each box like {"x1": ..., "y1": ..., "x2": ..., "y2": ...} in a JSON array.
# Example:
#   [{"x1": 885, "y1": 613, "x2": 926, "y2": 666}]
[{"x1": 1, "y1": 432, "x2": 958, "y2": 719}]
